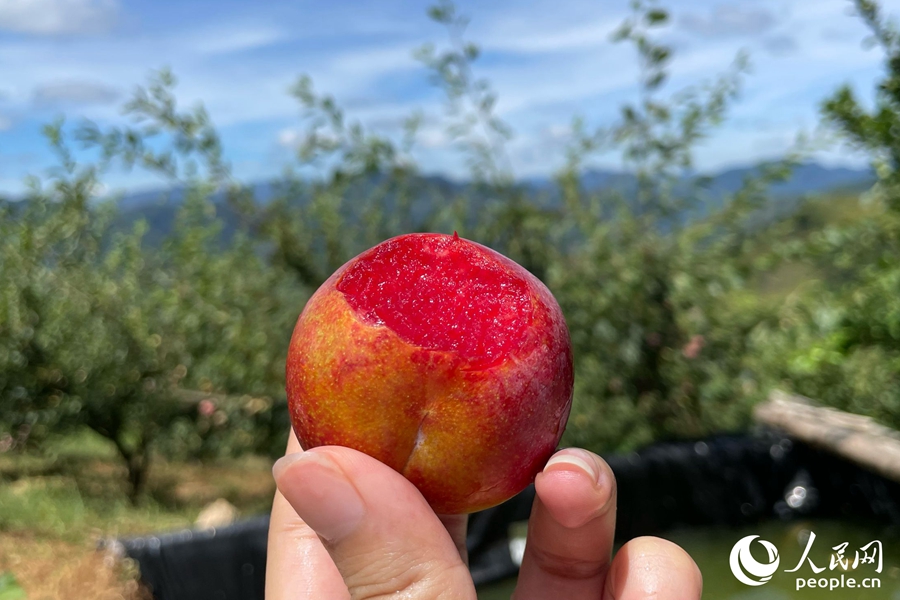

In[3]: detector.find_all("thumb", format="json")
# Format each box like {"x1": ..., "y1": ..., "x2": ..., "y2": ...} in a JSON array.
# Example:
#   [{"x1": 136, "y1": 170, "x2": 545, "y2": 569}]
[{"x1": 273, "y1": 445, "x2": 476, "y2": 600}]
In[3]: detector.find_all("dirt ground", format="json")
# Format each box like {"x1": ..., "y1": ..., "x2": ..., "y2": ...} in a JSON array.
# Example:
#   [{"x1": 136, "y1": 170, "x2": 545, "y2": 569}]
[{"x1": 0, "y1": 533, "x2": 149, "y2": 600}]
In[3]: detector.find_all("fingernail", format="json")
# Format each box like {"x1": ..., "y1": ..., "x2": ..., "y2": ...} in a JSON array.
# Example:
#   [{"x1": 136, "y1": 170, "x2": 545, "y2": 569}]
[
  {"x1": 273, "y1": 450, "x2": 365, "y2": 542},
  {"x1": 544, "y1": 449, "x2": 600, "y2": 484},
  {"x1": 272, "y1": 451, "x2": 305, "y2": 481}
]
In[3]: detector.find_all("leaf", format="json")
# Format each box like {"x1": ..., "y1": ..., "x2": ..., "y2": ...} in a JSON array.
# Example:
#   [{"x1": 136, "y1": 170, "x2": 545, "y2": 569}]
[{"x1": 645, "y1": 9, "x2": 669, "y2": 26}]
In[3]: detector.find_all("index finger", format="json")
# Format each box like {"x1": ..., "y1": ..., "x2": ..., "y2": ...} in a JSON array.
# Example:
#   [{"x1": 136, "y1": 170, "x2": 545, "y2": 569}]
[{"x1": 265, "y1": 430, "x2": 350, "y2": 600}]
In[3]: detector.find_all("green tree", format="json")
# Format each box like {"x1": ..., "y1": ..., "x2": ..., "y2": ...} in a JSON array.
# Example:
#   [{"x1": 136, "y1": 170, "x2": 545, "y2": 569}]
[
  {"x1": 0, "y1": 97, "x2": 300, "y2": 500},
  {"x1": 750, "y1": 0, "x2": 900, "y2": 430},
  {"x1": 544, "y1": 1, "x2": 790, "y2": 450}
]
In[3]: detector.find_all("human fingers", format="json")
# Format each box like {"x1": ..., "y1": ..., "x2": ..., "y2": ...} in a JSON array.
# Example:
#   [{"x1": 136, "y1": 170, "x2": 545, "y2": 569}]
[
  {"x1": 273, "y1": 445, "x2": 476, "y2": 600},
  {"x1": 265, "y1": 430, "x2": 350, "y2": 600},
  {"x1": 513, "y1": 448, "x2": 617, "y2": 600},
  {"x1": 603, "y1": 537, "x2": 702, "y2": 600}
]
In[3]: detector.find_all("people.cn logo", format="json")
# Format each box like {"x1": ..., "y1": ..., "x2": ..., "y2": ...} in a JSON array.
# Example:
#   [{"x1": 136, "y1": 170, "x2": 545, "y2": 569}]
[{"x1": 730, "y1": 535, "x2": 781, "y2": 586}]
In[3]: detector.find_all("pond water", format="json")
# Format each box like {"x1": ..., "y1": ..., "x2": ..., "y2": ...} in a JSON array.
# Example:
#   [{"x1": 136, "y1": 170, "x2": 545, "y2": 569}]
[{"x1": 477, "y1": 519, "x2": 900, "y2": 599}]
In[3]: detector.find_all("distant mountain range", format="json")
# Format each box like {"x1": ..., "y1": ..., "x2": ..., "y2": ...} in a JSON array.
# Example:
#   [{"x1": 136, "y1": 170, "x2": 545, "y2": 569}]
[
  {"x1": 681, "y1": 162, "x2": 874, "y2": 198},
  {"x1": 119, "y1": 162, "x2": 874, "y2": 209},
  {"x1": 108, "y1": 162, "x2": 874, "y2": 243}
]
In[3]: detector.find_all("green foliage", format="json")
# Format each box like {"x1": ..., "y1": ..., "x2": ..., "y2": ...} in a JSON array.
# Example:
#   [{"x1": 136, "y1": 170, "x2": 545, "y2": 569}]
[
  {"x1": 0, "y1": 428, "x2": 275, "y2": 542},
  {"x1": 822, "y1": 0, "x2": 900, "y2": 186},
  {"x1": 749, "y1": 0, "x2": 900, "y2": 431},
  {"x1": 0, "y1": 115, "x2": 299, "y2": 500},
  {"x1": 78, "y1": 68, "x2": 228, "y2": 183},
  {"x1": 525, "y1": 0, "x2": 774, "y2": 450}
]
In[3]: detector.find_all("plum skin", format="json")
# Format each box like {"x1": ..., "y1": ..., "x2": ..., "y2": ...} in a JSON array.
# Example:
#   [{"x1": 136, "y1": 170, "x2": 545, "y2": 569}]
[{"x1": 285, "y1": 233, "x2": 574, "y2": 514}]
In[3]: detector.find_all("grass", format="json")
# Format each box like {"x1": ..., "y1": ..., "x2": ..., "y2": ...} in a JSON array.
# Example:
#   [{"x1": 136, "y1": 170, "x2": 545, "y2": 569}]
[
  {"x1": 0, "y1": 572, "x2": 26, "y2": 600},
  {"x1": 0, "y1": 428, "x2": 276, "y2": 599}
]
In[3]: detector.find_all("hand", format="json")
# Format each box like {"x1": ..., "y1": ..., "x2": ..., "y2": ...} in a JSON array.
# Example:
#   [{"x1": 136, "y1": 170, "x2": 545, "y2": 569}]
[{"x1": 266, "y1": 430, "x2": 702, "y2": 599}]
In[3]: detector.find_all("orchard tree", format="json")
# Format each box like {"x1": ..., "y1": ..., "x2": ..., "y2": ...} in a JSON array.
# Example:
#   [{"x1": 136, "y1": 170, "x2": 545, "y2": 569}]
[
  {"x1": 0, "y1": 104, "x2": 299, "y2": 501},
  {"x1": 750, "y1": 0, "x2": 900, "y2": 430}
]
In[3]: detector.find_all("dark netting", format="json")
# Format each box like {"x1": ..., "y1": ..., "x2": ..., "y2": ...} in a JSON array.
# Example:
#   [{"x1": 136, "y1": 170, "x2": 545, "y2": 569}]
[
  {"x1": 119, "y1": 430, "x2": 900, "y2": 599},
  {"x1": 118, "y1": 516, "x2": 269, "y2": 600}
]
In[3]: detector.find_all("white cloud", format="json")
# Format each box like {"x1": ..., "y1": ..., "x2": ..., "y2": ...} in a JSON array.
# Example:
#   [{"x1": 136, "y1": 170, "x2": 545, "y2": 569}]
[
  {"x1": 484, "y1": 18, "x2": 623, "y2": 54},
  {"x1": 417, "y1": 126, "x2": 449, "y2": 149},
  {"x1": 276, "y1": 127, "x2": 345, "y2": 150},
  {"x1": 0, "y1": 115, "x2": 11, "y2": 131},
  {"x1": 32, "y1": 80, "x2": 118, "y2": 107},
  {"x1": 0, "y1": 0, "x2": 890, "y2": 193},
  {"x1": 277, "y1": 128, "x2": 300, "y2": 148},
  {"x1": 327, "y1": 45, "x2": 417, "y2": 77},
  {"x1": 763, "y1": 34, "x2": 797, "y2": 56},
  {"x1": 192, "y1": 26, "x2": 288, "y2": 55},
  {"x1": 0, "y1": 0, "x2": 118, "y2": 35},
  {"x1": 680, "y1": 4, "x2": 777, "y2": 38},
  {"x1": 543, "y1": 124, "x2": 572, "y2": 141}
]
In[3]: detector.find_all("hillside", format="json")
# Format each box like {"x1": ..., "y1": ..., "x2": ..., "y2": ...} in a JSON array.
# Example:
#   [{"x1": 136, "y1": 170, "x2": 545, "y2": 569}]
[{"x1": 108, "y1": 162, "x2": 874, "y2": 243}]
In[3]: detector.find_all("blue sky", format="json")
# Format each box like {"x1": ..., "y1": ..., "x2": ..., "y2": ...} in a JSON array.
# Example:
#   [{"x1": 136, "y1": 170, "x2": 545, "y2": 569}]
[{"x1": 0, "y1": 0, "x2": 895, "y2": 194}]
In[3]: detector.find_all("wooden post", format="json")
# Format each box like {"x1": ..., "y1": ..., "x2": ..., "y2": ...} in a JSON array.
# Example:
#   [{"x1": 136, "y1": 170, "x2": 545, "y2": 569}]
[{"x1": 754, "y1": 390, "x2": 900, "y2": 484}]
